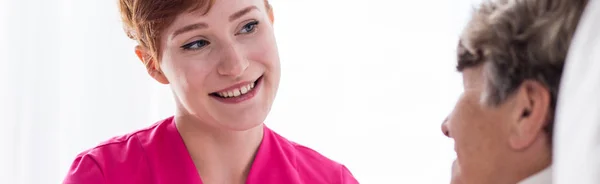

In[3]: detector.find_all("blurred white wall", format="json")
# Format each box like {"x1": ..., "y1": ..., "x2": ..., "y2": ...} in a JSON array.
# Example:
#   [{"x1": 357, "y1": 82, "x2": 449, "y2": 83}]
[{"x1": 0, "y1": 0, "x2": 482, "y2": 183}]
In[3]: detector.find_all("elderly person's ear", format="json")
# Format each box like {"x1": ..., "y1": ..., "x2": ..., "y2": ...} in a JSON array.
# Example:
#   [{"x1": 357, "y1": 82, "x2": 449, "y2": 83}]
[{"x1": 509, "y1": 80, "x2": 551, "y2": 150}]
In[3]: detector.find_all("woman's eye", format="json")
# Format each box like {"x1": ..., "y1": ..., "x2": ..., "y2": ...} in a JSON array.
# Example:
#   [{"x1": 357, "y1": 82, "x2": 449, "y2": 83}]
[
  {"x1": 238, "y1": 21, "x2": 259, "y2": 34},
  {"x1": 181, "y1": 40, "x2": 210, "y2": 50}
]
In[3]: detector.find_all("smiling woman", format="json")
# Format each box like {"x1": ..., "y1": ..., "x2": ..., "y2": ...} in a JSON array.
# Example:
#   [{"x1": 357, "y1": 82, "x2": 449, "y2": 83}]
[{"x1": 62, "y1": 0, "x2": 358, "y2": 183}]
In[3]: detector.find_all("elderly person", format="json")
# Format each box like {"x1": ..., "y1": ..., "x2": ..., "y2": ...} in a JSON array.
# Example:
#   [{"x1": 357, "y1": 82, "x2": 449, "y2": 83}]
[{"x1": 441, "y1": 0, "x2": 589, "y2": 183}]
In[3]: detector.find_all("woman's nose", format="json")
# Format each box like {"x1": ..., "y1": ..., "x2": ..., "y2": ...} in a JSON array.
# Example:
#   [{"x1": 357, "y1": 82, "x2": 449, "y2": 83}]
[{"x1": 218, "y1": 45, "x2": 249, "y2": 77}]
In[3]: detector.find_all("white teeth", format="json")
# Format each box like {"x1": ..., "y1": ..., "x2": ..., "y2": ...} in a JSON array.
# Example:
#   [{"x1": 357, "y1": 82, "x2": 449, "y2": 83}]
[
  {"x1": 216, "y1": 81, "x2": 256, "y2": 98},
  {"x1": 241, "y1": 86, "x2": 248, "y2": 94}
]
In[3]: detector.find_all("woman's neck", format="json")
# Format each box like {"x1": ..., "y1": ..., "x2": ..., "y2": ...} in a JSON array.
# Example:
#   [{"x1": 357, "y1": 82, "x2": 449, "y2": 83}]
[{"x1": 174, "y1": 115, "x2": 264, "y2": 184}]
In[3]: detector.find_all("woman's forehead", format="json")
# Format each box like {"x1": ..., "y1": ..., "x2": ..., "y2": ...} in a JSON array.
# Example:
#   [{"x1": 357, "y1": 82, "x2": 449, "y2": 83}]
[{"x1": 171, "y1": 0, "x2": 267, "y2": 26}]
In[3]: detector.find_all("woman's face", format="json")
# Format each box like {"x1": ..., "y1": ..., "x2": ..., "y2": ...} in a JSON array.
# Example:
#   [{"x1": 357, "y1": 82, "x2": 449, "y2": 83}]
[{"x1": 149, "y1": 0, "x2": 280, "y2": 130}]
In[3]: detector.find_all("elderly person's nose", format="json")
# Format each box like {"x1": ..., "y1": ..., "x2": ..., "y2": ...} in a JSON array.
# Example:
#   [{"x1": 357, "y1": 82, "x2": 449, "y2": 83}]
[{"x1": 442, "y1": 117, "x2": 451, "y2": 138}]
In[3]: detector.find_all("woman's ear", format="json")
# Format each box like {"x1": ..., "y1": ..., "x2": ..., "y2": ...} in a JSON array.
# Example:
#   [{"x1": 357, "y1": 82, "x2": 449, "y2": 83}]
[
  {"x1": 268, "y1": 8, "x2": 274, "y2": 24},
  {"x1": 134, "y1": 45, "x2": 169, "y2": 84}
]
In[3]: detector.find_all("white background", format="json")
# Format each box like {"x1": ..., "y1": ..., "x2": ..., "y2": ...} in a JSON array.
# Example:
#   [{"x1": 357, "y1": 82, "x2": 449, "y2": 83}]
[{"x1": 0, "y1": 0, "x2": 484, "y2": 183}]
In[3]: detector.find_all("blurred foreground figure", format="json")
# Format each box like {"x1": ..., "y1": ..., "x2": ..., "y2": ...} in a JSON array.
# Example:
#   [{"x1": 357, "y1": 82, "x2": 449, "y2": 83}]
[{"x1": 441, "y1": 0, "x2": 589, "y2": 183}]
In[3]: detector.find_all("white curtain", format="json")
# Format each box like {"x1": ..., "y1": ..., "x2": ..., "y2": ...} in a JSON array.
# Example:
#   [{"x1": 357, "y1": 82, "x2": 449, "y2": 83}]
[
  {"x1": 1, "y1": 0, "x2": 481, "y2": 183},
  {"x1": 554, "y1": 0, "x2": 600, "y2": 183}
]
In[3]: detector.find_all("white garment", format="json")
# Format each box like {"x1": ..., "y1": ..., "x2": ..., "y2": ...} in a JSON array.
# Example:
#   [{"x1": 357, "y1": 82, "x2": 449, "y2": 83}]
[
  {"x1": 554, "y1": 0, "x2": 600, "y2": 183},
  {"x1": 518, "y1": 166, "x2": 552, "y2": 184}
]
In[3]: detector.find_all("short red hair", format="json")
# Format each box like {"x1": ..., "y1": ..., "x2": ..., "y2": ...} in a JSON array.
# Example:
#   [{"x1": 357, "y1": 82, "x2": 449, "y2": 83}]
[{"x1": 118, "y1": 0, "x2": 272, "y2": 64}]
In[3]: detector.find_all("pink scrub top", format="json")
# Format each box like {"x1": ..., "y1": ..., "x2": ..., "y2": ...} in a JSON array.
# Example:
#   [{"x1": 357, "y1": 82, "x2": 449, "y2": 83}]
[{"x1": 63, "y1": 116, "x2": 359, "y2": 184}]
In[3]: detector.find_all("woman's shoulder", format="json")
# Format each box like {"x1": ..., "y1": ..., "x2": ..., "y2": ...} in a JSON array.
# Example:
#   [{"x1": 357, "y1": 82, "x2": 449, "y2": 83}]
[
  {"x1": 264, "y1": 127, "x2": 359, "y2": 183},
  {"x1": 266, "y1": 127, "x2": 341, "y2": 166},
  {"x1": 63, "y1": 117, "x2": 176, "y2": 183},
  {"x1": 81, "y1": 116, "x2": 173, "y2": 158}
]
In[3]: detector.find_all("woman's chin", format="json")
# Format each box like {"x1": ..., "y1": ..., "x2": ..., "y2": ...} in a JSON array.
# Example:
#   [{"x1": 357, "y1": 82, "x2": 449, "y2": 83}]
[
  {"x1": 212, "y1": 111, "x2": 268, "y2": 131},
  {"x1": 208, "y1": 101, "x2": 272, "y2": 131},
  {"x1": 218, "y1": 120, "x2": 264, "y2": 131}
]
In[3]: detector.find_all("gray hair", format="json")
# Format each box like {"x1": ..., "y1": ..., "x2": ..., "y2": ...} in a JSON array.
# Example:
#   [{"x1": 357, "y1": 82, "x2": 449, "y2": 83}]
[{"x1": 456, "y1": 0, "x2": 589, "y2": 142}]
